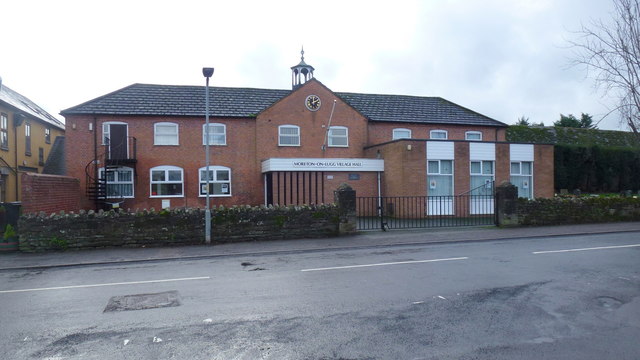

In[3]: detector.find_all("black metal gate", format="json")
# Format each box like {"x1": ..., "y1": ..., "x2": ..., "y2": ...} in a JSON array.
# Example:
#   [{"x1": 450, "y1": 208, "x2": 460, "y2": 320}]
[{"x1": 357, "y1": 190, "x2": 496, "y2": 230}]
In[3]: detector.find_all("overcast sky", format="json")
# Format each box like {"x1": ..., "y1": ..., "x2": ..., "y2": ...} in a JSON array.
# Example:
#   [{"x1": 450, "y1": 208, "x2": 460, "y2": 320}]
[{"x1": 1, "y1": 0, "x2": 625, "y2": 130}]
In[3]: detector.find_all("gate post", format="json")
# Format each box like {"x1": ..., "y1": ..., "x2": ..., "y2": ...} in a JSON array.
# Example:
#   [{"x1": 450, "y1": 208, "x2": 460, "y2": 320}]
[
  {"x1": 334, "y1": 183, "x2": 357, "y2": 235},
  {"x1": 495, "y1": 181, "x2": 519, "y2": 227}
]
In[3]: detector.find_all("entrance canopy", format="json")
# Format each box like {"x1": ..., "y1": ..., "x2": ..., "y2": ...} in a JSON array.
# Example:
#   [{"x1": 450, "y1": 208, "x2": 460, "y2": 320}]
[{"x1": 261, "y1": 158, "x2": 384, "y2": 173}]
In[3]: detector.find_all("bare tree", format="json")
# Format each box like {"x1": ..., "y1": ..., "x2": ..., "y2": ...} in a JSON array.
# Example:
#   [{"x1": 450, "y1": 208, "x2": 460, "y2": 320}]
[{"x1": 569, "y1": 0, "x2": 640, "y2": 139}]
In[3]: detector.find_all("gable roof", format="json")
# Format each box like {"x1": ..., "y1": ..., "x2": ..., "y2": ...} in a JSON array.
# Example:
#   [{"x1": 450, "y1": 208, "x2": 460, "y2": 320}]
[
  {"x1": 0, "y1": 84, "x2": 65, "y2": 130},
  {"x1": 61, "y1": 83, "x2": 506, "y2": 127},
  {"x1": 336, "y1": 92, "x2": 505, "y2": 127},
  {"x1": 61, "y1": 83, "x2": 290, "y2": 118}
]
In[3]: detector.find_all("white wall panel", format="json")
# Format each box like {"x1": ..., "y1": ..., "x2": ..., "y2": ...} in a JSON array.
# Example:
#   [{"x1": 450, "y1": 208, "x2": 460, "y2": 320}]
[{"x1": 426, "y1": 141, "x2": 454, "y2": 160}]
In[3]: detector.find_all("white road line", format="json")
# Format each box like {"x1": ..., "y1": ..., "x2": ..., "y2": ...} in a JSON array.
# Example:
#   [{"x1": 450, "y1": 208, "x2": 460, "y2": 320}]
[
  {"x1": 300, "y1": 257, "x2": 468, "y2": 272},
  {"x1": 0, "y1": 276, "x2": 211, "y2": 294},
  {"x1": 533, "y1": 244, "x2": 640, "y2": 255}
]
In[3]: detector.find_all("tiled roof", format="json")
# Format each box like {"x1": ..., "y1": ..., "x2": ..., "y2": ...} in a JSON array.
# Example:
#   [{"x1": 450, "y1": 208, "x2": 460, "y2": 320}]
[
  {"x1": 61, "y1": 84, "x2": 290, "y2": 118},
  {"x1": 61, "y1": 83, "x2": 506, "y2": 127},
  {"x1": 336, "y1": 92, "x2": 505, "y2": 127},
  {"x1": 0, "y1": 84, "x2": 65, "y2": 130}
]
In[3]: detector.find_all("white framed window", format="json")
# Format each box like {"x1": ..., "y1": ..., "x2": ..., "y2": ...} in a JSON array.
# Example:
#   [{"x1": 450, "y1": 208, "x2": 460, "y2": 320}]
[
  {"x1": 465, "y1": 131, "x2": 482, "y2": 141},
  {"x1": 430, "y1": 130, "x2": 448, "y2": 140},
  {"x1": 279, "y1": 125, "x2": 300, "y2": 146},
  {"x1": 102, "y1": 121, "x2": 128, "y2": 145},
  {"x1": 470, "y1": 160, "x2": 494, "y2": 195},
  {"x1": 328, "y1": 126, "x2": 348, "y2": 147},
  {"x1": 150, "y1": 166, "x2": 184, "y2": 197},
  {"x1": 203, "y1": 123, "x2": 226, "y2": 145},
  {"x1": 511, "y1": 161, "x2": 533, "y2": 199},
  {"x1": 393, "y1": 128, "x2": 412, "y2": 140},
  {"x1": 154, "y1": 122, "x2": 179, "y2": 145},
  {"x1": 99, "y1": 166, "x2": 134, "y2": 198},
  {"x1": 199, "y1": 166, "x2": 231, "y2": 197},
  {"x1": 427, "y1": 160, "x2": 453, "y2": 196}
]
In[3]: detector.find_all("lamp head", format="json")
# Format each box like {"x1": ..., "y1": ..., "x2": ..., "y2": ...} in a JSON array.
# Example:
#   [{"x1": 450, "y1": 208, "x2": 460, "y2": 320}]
[{"x1": 202, "y1": 67, "x2": 214, "y2": 78}]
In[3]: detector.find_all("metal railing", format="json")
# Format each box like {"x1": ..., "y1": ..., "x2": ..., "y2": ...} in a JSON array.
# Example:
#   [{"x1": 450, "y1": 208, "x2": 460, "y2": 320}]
[{"x1": 356, "y1": 192, "x2": 495, "y2": 230}]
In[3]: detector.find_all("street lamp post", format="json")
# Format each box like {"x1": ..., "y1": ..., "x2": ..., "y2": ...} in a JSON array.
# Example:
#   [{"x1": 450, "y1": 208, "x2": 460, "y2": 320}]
[{"x1": 203, "y1": 67, "x2": 214, "y2": 244}]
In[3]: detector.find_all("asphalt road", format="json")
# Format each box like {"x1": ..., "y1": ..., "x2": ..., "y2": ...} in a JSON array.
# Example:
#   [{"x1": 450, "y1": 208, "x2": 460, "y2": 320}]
[{"x1": 1, "y1": 231, "x2": 639, "y2": 359}]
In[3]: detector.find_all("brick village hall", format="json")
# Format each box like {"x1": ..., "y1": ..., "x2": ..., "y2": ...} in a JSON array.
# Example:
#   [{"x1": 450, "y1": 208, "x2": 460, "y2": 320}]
[{"x1": 62, "y1": 52, "x2": 554, "y2": 216}]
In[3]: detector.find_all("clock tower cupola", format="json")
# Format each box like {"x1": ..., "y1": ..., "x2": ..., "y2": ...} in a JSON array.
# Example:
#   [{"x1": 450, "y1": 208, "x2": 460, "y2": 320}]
[{"x1": 291, "y1": 47, "x2": 315, "y2": 90}]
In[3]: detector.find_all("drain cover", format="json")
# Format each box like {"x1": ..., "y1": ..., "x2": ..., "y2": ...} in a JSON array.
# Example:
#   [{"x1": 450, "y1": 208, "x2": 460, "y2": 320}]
[{"x1": 104, "y1": 290, "x2": 181, "y2": 312}]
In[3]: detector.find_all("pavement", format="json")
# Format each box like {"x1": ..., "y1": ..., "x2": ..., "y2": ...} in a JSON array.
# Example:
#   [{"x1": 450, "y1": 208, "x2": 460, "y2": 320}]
[{"x1": 1, "y1": 222, "x2": 640, "y2": 271}]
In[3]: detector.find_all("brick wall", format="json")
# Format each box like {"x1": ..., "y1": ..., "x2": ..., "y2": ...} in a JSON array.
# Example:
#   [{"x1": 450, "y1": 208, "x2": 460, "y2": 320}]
[{"x1": 21, "y1": 173, "x2": 80, "y2": 214}]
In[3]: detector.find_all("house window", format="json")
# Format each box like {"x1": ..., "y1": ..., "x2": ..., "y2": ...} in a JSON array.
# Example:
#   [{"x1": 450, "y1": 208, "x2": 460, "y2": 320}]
[
  {"x1": 203, "y1": 123, "x2": 226, "y2": 145},
  {"x1": 102, "y1": 121, "x2": 128, "y2": 145},
  {"x1": 427, "y1": 160, "x2": 453, "y2": 196},
  {"x1": 25, "y1": 122, "x2": 31, "y2": 156},
  {"x1": 150, "y1": 166, "x2": 184, "y2": 197},
  {"x1": 1, "y1": 113, "x2": 8, "y2": 150},
  {"x1": 430, "y1": 130, "x2": 448, "y2": 140},
  {"x1": 392, "y1": 128, "x2": 412, "y2": 140},
  {"x1": 470, "y1": 161, "x2": 494, "y2": 196},
  {"x1": 279, "y1": 125, "x2": 300, "y2": 146},
  {"x1": 328, "y1": 126, "x2": 348, "y2": 147},
  {"x1": 199, "y1": 166, "x2": 231, "y2": 197},
  {"x1": 45, "y1": 128, "x2": 51, "y2": 144},
  {"x1": 465, "y1": 131, "x2": 482, "y2": 141},
  {"x1": 38, "y1": 148, "x2": 45, "y2": 166},
  {"x1": 154, "y1": 122, "x2": 179, "y2": 145},
  {"x1": 99, "y1": 166, "x2": 134, "y2": 198},
  {"x1": 511, "y1": 161, "x2": 533, "y2": 199}
]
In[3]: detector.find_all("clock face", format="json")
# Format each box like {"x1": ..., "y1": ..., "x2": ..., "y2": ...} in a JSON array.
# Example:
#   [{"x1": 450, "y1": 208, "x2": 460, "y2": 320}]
[{"x1": 305, "y1": 95, "x2": 321, "y2": 111}]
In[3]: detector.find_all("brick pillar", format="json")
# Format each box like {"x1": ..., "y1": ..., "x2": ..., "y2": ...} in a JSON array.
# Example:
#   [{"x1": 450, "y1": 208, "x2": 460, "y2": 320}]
[
  {"x1": 495, "y1": 181, "x2": 519, "y2": 227},
  {"x1": 334, "y1": 183, "x2": 357, "y2": 235}
]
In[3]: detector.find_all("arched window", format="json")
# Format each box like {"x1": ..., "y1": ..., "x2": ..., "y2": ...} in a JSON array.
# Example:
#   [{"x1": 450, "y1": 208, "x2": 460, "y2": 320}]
[
  {"x1": 203, "y1": 123, "x2": 226, "y2": 145},
  {"x1": 392, "y1": 128, "x2": 412, "y2": 140},
  {"x1": 430, "y1": 130, "x2": 448, "y2": 140},
  {"x1": 154, "y1": 122, "x2": 179, "y2": 145},
  {"x1": 465, "y1": 131, "x2": 482, "y2": 141},
  {"x1": 279, "y1": 125, "x2": 300, "y2": 146}
]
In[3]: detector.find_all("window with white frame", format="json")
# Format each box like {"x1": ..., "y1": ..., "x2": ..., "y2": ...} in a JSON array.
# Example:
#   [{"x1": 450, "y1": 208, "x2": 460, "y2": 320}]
[
  {"x1": 510, "y1": 161, "x2": 533, "y2": 199},
  {"x1": 470, "y1": 160, "x2": 494, "y2": 196},
  {"x1": 203, "y1": 123, "x2": 226, "y2": 145},
  {"x1": 430, "y1": 130, "x2": 448, "y2": 140},
  {"x1": 279, "y1": 125, "x2": 300, "y2": 146},
  {"x1": 328, "y1": 126, "x2": 348, "y2": 147},
  {"x1": 25, "y1": 122, "x2": 31, "y2": 155},
  {"x1": 154, "y1": 122, "x2": 179, "y2": 145},
  {"x1": 465, "y1": 131, "x2": 482, "y2": 141},
  {"x1": 150, "y1": 166, "x2": 184, "y2": 197},
  {"x1": 1, "y1": 113, "x2": 8, "y2": 150},
  {"x1": 427, "y1": 160, "x2": 453, "y2": 196},
  {"x1": 392, "y1": 128, "x2": 412, "y2": 140},
  {"x1": 199, "y1": 166, "x2": 231, "y2": 196},
  {"x1": 99, "y1": 166, "x2": 134, "y2": 198},
  {"x1": 102, "y1": 121, "x2": 128, "y2": 145}
]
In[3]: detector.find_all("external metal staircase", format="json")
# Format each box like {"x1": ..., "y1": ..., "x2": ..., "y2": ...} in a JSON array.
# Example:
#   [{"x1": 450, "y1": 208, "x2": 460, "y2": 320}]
[{"x1": 85, "y1": 136, "x2": 137, "y2": 210}]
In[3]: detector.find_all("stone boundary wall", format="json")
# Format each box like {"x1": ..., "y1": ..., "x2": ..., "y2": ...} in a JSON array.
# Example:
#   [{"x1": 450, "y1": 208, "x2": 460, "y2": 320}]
[
  {"x1": 495, "y1": 183, "x2": 640, "y2": 226},
  {"x1": 18, "y1": 204, "x2": 348, "y2": 252},
  {"x1": 21, "y1": 173, "x2": 81, "y2": 215}
]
